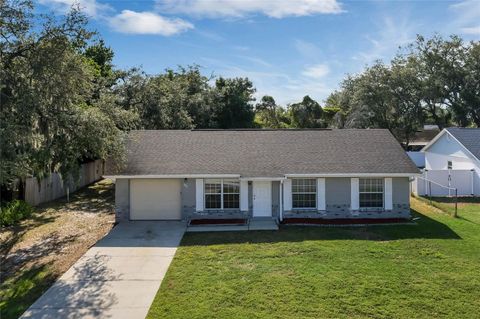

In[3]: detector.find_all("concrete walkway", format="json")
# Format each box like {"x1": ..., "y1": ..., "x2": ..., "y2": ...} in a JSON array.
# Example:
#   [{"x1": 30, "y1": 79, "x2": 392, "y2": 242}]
[
  {"x1": 22, "y1": 221, "x2": 186, "y2": 319},
  {"x1": 187, "y1": 219, "x2": 278, "y2": 232}
]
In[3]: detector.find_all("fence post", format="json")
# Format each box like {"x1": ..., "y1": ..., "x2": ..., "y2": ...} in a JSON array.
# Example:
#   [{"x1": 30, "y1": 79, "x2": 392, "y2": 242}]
[
  {"x1": 429, "y1": 181, "x2": 432, "y2": 205},
  {"x1": 454, "y1": 188, "x2": 458, "y2": 218}
]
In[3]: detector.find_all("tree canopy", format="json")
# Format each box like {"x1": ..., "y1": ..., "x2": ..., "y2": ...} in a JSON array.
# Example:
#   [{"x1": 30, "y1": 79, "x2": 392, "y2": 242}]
[
  {"x1": 328, "y1": 35, "x2": 480, "y2": 145},
  {"x1": 1, "y1": 0, "x2": 479, "y2": 198}
]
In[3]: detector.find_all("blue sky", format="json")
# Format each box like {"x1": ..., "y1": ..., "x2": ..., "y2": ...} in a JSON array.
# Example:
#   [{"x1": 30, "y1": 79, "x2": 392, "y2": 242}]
[{"x1": 37, "y1": 0, "x2": 480, "y2": 105}]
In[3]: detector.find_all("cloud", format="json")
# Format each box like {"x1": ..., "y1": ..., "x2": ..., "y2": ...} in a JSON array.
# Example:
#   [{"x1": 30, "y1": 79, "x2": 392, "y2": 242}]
[
  {"x1": 156, "y1": 0, "x2": 343, "y2": 18},
  {"x1": 302, "y1": 64, "x2": 330, "y2": 79},
  {"x1": 294, "y1": 39, "x2": 323, "y2": 59},
  {"x1": 109, "y1": 10, "x2": 193, "y2": 36},
  {"x1": 38, "y1": 0, "x2": 111, "y2": 17},
  {"x1": 461, "y1": 26, "x2": 480, "y2": 35},
  {"x1": 353, "y1": 15, "x2": 417, "y2": 64},
  {"x1": 199, "y1": 57, "x2": 333, "y2": 105},
  {"x1": 450, "y1": 1, "x2": 480, "y2": 36}
]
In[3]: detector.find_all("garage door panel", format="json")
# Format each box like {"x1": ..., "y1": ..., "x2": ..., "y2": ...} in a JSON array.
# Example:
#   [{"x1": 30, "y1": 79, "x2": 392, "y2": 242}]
[{"x1": 130, "y1": 179, "x2": 181, "y2": 220}]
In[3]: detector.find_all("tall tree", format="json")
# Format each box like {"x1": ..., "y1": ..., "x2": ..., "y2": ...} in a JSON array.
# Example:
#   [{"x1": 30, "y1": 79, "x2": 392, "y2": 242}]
[
  {"x1": 212, "y1": 77, "x2": 256, "y2": 128},
  {"x1": 0, "y1": 1, "x2": 127, "y2": 197},
  {"x1": 255, "y1": 95, "x2": 289, "y2": 128},
  {"x1": 288, "y1": 95, "x2": 324, "y2": 128}
]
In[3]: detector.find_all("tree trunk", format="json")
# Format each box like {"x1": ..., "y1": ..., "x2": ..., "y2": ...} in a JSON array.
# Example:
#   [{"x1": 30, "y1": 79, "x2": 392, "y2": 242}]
[{"x1": 17, "y1": 178, "x2": 26, "y2": 201}]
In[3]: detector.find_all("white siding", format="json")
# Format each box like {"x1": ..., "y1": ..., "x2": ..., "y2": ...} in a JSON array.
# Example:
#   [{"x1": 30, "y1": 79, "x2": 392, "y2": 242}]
[
  {"x1": 195, "y1": 179, "x2": 204, "y2": 211},
  {"x1": 425, "y1": 132, "x2": 479, "y2": 171},
  {"x1": 384, "y1": 178, "x2": 393, "y2": 210},
  {"x1": 283, "y1": 179, "x2": 292, "y2": 211},
  {"x1": 317, "y1": 178, "x2": 326, "y2": 210},
  {"x1": 240, "y1": 180, "x2": 248, "y2": 211},
  {"x1": 350, "y1": 178, "x2": 359, "y2": 210}
]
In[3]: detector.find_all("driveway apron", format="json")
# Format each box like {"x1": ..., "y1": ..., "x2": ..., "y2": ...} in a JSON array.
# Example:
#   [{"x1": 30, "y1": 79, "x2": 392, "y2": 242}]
[{"x1": 21, "y1": 221, "x2": 186, "y2": 319}]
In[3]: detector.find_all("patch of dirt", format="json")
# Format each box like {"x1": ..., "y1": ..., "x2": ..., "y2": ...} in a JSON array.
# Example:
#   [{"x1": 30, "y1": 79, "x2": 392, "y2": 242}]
[{"x1": 0, "y1": 179, "x2": 115, "y2": 284}]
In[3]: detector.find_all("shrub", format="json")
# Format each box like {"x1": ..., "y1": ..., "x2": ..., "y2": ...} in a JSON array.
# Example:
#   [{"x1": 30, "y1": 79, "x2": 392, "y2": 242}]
[{"x1": 0, "y1": 200, "x2": 35, "y2": 227}]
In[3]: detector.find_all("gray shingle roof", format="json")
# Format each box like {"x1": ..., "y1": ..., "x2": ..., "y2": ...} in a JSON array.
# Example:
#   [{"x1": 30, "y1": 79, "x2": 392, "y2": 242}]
[
  {"x1": 110, "y1": 129, "x2": 419, "y2": 177},
  {"x1": 446, "y1": 127, "x2": 480, "y2": 160}
]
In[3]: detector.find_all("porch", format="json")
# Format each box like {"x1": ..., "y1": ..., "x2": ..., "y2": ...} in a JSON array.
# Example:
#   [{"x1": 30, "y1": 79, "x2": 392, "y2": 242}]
[{"x1": 186, "y1": 217, "x2": 278, "y2": 232}]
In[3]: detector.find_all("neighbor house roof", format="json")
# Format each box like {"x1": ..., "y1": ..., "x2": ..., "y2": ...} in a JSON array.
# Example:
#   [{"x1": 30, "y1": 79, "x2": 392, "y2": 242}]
[
  {"x1": 445, "y1": 127, "x2": 480, "y2": 160},
  {"x1": 107, "y1": 129, "x2": 419, "y2": 178}
]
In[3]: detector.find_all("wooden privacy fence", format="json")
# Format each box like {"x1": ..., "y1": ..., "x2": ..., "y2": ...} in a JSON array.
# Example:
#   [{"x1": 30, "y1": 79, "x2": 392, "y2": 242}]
[{"x1": 25, "y1": 159, "x2": 104, "y2": 206}]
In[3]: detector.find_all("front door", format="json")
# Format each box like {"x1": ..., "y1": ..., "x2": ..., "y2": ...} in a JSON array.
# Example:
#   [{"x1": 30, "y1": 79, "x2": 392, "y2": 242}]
[{"x1": 253, "y1": 181, "x2": 272, "y2": 217}]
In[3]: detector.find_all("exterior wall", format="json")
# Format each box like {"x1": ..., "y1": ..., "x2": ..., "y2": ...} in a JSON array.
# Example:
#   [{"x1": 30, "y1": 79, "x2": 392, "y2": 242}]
[
  {"x1": 391, "y1": 177, "x2": 410, "y2": 218},
  {"x1": 115, "y1": 177, "x2": 412, "y2": 222},
  {"x1": 425, "y1": 133, "x2": 479, "y2": 171},
  {"x1": 325, "y1": 178, "x2": 351, "y2": 215},
  {"x1": 189, "y1": 179, "x2": 278, "y2": 219},
  {"x1": 271, "y1": 181, "x2": 280, "y2": 218},
  {"x1": 115, "y1": 178, "x2": 130, "y2": 222},
  {"x1": 284, "y1": 177, "x2": 411, "y2": 219},
  {"x1": 182, "y1": 178, "x2": 196, "y2": 219}
]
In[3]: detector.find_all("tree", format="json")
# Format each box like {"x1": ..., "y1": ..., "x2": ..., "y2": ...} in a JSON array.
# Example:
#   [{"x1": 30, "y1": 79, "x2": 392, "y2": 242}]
[
  {"x1": 322, "y1": 92, "x2": 342, "y2": 127},
  {"x1": 389, "y1": 60, "x2": 424, "y2": 146},
  {"x1": 461, "y1": 41, "x2": 480, "y2": 126},
  {"x1": 0, "y1": 1, "x2": 127, "y2": 197},
  {"x1": 212, "y1": 77, "x2": 256, "y2": 128},
  {"x1": 254, "y1": 95, "x2": 289, "y2": 128},
  {"x1": 288, "y1": 96, "x2": 324, "y2": 128}
]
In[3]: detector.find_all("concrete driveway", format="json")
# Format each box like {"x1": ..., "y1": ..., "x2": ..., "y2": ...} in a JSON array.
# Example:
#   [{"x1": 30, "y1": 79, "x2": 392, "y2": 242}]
[{"x1": 22, "y1": 221, "x2": 186, "y2": 319}]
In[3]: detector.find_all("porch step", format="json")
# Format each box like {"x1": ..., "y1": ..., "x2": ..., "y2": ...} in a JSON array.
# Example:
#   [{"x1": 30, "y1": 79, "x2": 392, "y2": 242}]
[{"x1": 248, "y1": 219, "x2": 278, "y2": 231}]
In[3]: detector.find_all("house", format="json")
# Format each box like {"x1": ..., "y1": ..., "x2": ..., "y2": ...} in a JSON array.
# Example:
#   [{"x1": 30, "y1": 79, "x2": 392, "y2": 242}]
[
  {"x1": 404, "y1": 125, "x2": 441, "y2": 168},
  {"x1": 105, "y1": 129, "x2": 419, "y2": 225},
  {"x1": 415, "y1": 127, "x2": 480, "y2": 196}
]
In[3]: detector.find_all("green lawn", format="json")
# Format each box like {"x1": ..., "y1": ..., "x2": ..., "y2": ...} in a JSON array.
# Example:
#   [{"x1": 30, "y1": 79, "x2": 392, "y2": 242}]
[{"x1": 147, "y1": 197, "x2": 480, "y2": 319}]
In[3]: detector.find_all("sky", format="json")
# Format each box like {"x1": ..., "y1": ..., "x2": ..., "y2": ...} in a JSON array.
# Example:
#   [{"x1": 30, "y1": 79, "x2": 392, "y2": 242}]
[{"x1": 37, "y1": 0, "x2": 480, "y2": 105}]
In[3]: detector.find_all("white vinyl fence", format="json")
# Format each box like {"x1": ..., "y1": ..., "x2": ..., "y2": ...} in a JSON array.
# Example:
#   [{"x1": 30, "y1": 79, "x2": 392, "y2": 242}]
[
  {"x1": 25, "y1": 159, "x2": 104, "y2": 206},
  {"x1": 411, "y1": 169, "x2": 480, "y2": 197}
]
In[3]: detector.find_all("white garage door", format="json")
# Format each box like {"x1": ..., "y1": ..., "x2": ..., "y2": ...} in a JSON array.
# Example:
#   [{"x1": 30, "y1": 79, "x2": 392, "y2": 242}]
[{"x1": 130, "y1": 179, "x2": 182, "y2": 220}]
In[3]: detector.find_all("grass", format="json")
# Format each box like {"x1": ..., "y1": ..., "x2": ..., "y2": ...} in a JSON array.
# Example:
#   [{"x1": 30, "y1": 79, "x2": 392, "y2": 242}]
[
  {"x1": 418, "y1": 196, "x2": 480, "y2": 223},
  {"x1": 147, "y1": 197, "x2": 480, "y2": 319},
  {"x1": 0, "y1": 180, "x2": 115, "y2": 319}
]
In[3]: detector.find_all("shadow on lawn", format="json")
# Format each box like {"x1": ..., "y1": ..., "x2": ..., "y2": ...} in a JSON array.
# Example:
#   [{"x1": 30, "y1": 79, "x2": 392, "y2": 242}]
[
  {"x1": 180, "y1": 209, "x2": 461, "y2": 246},
  {"x1": 427, "y1": 196, "x2": 480, "y2": 204},
  {"x1": 2, "y1": 253, "x2": 119, "y2": 319}
]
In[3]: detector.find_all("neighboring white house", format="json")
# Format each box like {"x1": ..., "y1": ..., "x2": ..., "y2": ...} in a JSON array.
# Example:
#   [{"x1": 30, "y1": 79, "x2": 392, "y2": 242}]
[{"x1": 412, "y1": 128, "x2": 480, "y2": 196}]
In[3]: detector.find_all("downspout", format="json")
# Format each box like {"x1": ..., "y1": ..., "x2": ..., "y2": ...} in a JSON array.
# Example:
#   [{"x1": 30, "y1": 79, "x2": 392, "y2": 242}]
[{"x1": 279, "y1": 179, "x2": 284, "y2": 222}]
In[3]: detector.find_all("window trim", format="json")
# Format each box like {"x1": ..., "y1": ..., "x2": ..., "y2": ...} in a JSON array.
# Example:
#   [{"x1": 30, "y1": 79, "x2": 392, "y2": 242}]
[
  {"x1": 291, "y1": 178, "x2": 317, "y2": 210},
  {"x1": 359, "y1": 178, "x2": 384, "y2": 210},
  {"x1": 204, "y1": 179, "x2": 240, "y2": 210}
]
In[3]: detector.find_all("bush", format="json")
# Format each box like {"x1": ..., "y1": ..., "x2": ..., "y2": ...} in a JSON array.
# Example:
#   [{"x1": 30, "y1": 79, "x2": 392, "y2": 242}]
[{"x1": 0, "y1": 200, "x2": 35, "y2": 227}]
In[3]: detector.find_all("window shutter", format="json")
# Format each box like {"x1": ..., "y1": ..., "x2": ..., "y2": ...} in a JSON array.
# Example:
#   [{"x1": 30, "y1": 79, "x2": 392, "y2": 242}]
[
  {"x1": 283, "y1": 179, "x2": 292, "y2": 211},
  {"x1": 195, "y1": 179, "x2": 204, "y2": 211},
  {"x1": 240, "y1": 180, "x2": 248, "y2": 211},
  {"x1": 384, "y1": 178, "x2": 393, "y2": 210},
  {"x1": 351, "y1": 178, "x2": 359, "y2": 210},
  {"x1": 317, "y1": 178, "x2": 326, "y2": 210}
]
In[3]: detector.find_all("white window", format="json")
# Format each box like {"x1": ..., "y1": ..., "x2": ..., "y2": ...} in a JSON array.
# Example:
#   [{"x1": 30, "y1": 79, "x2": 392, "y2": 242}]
[
  {"x1": 292, "y1": 179, "x2": 317, "y2": 209},
  {"x1": 359, "y1": 178, "x2": 384, "y2": 209},
  {"x1": 204, "y1": 179, "x2": 240, "y2": 210}
]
